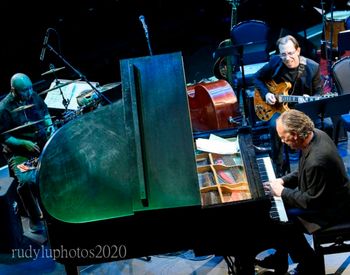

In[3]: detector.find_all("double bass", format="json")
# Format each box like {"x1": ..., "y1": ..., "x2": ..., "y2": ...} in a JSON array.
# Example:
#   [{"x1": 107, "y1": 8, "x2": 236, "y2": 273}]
[{"x1": 187, "y1": 79, "x2": 241, "y2": 131}]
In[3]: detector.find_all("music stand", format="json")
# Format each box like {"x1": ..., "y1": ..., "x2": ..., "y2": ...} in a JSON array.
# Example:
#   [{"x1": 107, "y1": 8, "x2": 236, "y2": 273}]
[
  {"x1": 213, "y1": 40, "x2": 268, "y2": 84},
  {"x1": 294, "y1": 94, "x2": 350, "y2": 130},
  {"x1": 213, "y1": 40, "x2": 268, "y2": 125}
]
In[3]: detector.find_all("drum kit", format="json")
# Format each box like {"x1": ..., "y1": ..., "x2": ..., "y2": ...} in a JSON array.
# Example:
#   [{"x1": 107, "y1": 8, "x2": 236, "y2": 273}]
[
  {"x1": 51, "y1": 81, "x2": 120, "y2": 127},
  {"x1": 317, "y1": 3, "x2": 350, "y2": 89},
  {"x1": 324, "y1": 10, "x2": 350, "y2": 49},
  {"x1": 1, "y1": 119, "x2": 47, "y2": 134},
  {"x1": 1, "y1": 64, "x2": 121, "y2": 135},
  {"x1": 41, "y1": 66, "x2": 65, "y2": 76},
  {"x1": 76, "y1": 82, "x2": 121, "y2": 108},
  {"x1": 10, "y1": 104, "x2": 35, "y2": 113},
  {"x1": 38, "y1": 79, "x2": 80, "y2": 96}
]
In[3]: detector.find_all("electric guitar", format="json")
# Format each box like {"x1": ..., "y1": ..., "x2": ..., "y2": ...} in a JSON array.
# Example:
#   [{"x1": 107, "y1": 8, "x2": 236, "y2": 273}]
[{"x1": 254, "y1": 80, "x2": 337, "y2": 121}]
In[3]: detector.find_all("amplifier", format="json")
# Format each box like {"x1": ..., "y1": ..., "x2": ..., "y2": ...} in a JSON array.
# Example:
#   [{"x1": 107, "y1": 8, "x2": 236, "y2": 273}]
[{"x1": 245, "y1": 88, "x2": 269, "y2": 128}]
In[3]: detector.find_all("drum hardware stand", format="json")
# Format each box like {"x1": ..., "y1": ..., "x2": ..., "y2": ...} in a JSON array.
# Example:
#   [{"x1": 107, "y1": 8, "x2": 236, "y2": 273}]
[
  {"x1": 213, "y1": 0, "x2": 247, "y2": 127},
  {"x1": 320, "y1": 0, "x2": 335, "y2": 90},
  {"x1": 44, "y1": 39, "x2": 112, "y2": 105},
  {"x1": 47, "y1": 63, "x2": 70, "y2": 111},
  {"x1": 214, "y1": 42, "x2": 267, "y2": 127}
]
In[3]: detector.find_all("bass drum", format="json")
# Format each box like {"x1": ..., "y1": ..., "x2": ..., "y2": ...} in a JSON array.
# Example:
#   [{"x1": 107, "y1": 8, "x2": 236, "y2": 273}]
[{"x1": 325, "y1": 10, "x2": 350, "y2": 48}]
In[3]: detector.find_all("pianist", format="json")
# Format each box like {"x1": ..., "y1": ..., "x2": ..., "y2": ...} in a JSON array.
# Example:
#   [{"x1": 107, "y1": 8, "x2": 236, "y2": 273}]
[
  {"x1": 0, "y1": 73, "x2": 55, "y2": 234},
  {"x1": 257, "y1": 109, "x2": 350, "y2": 274}
]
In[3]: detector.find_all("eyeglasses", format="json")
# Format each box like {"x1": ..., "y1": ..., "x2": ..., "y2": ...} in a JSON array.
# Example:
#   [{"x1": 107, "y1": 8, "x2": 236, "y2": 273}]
[{"x1": 279, "y1": 50, "x2": 297, "y2": 58}]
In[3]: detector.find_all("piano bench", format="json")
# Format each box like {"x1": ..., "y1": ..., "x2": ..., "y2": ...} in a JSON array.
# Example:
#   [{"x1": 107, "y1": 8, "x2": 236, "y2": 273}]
[{"x1": 312, "y1": 221, "x2": 350, "y2": 275}]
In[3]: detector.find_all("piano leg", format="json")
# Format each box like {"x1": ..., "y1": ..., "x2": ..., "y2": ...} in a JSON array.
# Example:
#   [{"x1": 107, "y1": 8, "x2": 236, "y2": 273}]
[
  {"x1": 234, "y1": 254, "x2": 256, "y2": 275},
  {"x1": 222, "y1": 254, "x2": 256, "y2": 275},
  {"x1": 223, "y1": 256, "x2": 236, "y2": 274},
  {"x1": 64, "y1": 264, "x2": 79, "y2": 275}
]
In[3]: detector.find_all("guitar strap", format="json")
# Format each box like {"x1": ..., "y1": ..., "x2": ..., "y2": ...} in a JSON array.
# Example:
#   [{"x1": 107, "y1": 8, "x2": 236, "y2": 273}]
[
  {"x1": 290, "y1": 56, "x2": 306, "y2": 95},
  {"x1": 297, "y1": 56, "x2": 306, "y2": 78}
]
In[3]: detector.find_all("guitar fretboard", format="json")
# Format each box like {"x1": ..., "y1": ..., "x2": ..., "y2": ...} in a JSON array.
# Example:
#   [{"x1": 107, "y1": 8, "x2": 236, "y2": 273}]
[{"x1": 278, "y1": 94, "x2": 336, "y2": 103}]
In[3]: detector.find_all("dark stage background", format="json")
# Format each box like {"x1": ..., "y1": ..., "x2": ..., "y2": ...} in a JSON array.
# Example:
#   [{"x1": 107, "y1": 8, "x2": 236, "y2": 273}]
[{"x1": 0, "y1": 0, "x2": 347, "y2": 95}]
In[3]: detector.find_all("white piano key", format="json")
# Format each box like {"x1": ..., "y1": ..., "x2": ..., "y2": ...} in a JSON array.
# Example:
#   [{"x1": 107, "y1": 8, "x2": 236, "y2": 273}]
[{"x1": 257, "y1": 156, "x2": 289, "y2": 222}]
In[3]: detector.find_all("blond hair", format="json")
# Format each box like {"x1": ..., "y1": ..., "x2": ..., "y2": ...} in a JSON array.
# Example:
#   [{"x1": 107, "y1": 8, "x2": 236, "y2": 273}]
[{"x1": 277, "y1": 109, "x2": 314, "y2": 139}]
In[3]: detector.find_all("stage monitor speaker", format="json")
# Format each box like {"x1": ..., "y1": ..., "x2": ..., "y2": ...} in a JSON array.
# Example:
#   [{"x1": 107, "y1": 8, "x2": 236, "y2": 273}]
[{"x1": 0, "y1": 177, "x2": 23, "y2": 252}]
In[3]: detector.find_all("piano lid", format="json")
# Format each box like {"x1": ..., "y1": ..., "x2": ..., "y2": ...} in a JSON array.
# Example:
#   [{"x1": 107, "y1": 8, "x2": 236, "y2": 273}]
[
  {"x1": 38, "y1": 52, "x2": 201, "y2": 223},
  {"x1": 38, "y1": 101, "x2": 135, "y2": 223}
]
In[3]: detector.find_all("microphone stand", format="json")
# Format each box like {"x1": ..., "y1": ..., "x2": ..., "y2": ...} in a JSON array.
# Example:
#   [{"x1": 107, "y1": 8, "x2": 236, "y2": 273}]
[
  {"x1": 49, "y1": 64, "x2": 70, "y2": 111},
  {"x1": 145, "y1": 33, "x2": 153, "y2": 56},
  {"x1": 45, "y1": 43, "x2": 112, "y2": 104}
]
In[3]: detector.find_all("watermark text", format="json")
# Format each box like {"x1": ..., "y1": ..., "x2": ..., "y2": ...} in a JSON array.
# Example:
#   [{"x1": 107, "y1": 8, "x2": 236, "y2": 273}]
[{"x1": 12, "y1": 244, "x2": 127, "y2": 261}]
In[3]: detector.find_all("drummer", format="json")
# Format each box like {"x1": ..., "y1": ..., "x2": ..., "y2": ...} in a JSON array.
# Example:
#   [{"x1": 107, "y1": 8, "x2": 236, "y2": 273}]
[{"x1": 0, "y1": 73, "x2": 55, "y2": 234}]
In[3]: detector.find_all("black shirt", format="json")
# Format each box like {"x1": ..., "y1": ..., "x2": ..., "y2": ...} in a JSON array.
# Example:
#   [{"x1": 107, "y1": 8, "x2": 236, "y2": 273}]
[{"x1": 0, "y1": 91, "x2": 49, "y2": 158}]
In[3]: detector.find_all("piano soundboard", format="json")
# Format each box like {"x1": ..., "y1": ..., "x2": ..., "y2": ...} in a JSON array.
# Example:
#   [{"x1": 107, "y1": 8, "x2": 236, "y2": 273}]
[{"x1": 257, "y1": 156, "x2": 289, "y2": 222}]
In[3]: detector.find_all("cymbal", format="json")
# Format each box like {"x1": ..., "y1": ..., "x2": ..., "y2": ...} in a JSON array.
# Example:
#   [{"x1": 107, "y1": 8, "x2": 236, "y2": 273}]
[
  {"x1": 1, "y1": 117, "x2": 56, "y2": 134},
  {"x1": 99, "y1": 82, "x2": 121, "y2": 93},
  {"x1": 2, "y1": 120, "x2": 45, "y2": 134},
  {"x1": 41, "y1": 66, "x2": 65, "y2": 76},
  {"x1": 38, "y1": 79, "x2": 79, "y2": 95},
  {"x1": 11, "y1": 104, "x2": 35, "y2": 113}
]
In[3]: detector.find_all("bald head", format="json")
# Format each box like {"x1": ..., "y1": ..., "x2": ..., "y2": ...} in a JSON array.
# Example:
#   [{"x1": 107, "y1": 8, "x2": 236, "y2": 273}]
[
  {"x1": 11, "y1": 73, "x2": 33, "y2": 102},
  {"x1": 11, "y1": 73, "x2": 32, "y2": 89}
]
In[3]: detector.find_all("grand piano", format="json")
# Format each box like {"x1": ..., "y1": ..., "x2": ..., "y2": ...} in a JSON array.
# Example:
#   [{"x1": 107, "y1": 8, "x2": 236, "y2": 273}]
[{"x1": 37, "y1": 52, "x2": 285, "y2": 274}]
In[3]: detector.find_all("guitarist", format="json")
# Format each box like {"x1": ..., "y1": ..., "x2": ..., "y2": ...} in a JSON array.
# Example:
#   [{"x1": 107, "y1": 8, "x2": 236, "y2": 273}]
[{"x1": 253, "y1": 35, "x2": 333, "y2": 177}]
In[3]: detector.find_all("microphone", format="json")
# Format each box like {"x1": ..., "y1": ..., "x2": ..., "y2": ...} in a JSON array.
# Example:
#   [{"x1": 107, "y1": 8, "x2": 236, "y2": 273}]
[
  {"x1": 40, "y1": 29, "x2": 50, "y2": 61},
  {"x1": 139, "y1": 15, "x2": 148, "y2": 36},
  {"x1": 139, "y1": 15, "x2": 153, "y2": 55}
]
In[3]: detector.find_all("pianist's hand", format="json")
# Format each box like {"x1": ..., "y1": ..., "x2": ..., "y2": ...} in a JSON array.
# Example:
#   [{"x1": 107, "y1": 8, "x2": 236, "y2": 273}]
[
  {"x1": 264, "y1": 178, "x2": 284, "y2": 197},
  {"x1": 269, "y1": 178, "x2": 284, "y2": 197}
]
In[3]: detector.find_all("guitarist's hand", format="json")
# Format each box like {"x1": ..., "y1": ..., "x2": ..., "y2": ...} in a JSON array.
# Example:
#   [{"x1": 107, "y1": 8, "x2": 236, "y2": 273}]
[
  {"x1": 265, "y1": 92, "x2": 277, "y2": 105},
  {"x1": 298, "y1": 94, "x2": 310, "y2": 103}
]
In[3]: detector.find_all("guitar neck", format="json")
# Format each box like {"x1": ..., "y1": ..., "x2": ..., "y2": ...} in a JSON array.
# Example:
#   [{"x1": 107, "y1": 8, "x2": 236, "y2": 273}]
[{"x1": 278, "y1": 95, "x2": 324, "y2": 103}]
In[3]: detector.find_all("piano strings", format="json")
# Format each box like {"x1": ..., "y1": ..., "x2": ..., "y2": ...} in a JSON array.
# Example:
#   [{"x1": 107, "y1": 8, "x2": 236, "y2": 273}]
[
  {"x1": 195, "y1": 141, "x2": 288, "y2": 223},
  {"x1": 196, "y1": 143, "x2": 253, "y2": 206},
  {"x1": 198, "y1": 171, "x2": 215, "y2": 187}
]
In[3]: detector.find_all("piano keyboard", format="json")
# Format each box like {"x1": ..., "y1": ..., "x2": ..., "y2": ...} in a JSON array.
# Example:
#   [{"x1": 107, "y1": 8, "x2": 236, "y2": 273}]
[{"x1": 257, "y1": 156, "x2": 289, "y2": 222}]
